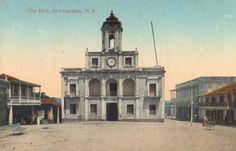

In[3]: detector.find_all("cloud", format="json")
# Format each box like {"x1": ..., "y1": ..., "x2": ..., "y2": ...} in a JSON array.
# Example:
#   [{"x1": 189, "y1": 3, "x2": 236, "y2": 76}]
[
  {"x1": 224, "y1": 14, "x2": 232, "y2": 19},
  {"x1": 37, "y1": 30, "x2": 44, "y2": 33},
  {"x1": 214, "y1": 25, "x2": 220, "y2": 31}
]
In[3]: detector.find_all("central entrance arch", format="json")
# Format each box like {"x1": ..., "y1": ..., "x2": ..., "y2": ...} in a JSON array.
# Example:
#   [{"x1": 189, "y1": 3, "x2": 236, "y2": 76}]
[
  {"x1": 106, "y1": 79, "x2": 118, "y2": 96},
  {"x1": 106, "y1": 103, "x2": 118, "y2": 121}
]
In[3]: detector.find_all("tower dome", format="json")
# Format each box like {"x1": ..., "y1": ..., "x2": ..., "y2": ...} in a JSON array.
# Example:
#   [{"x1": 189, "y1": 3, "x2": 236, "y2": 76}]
[
  {"x1": 101, "y1": 10, "x2": 123, "y2": 31},
  {"x1": 101, "y1": 11, "x2": 123, "y2": 52}
]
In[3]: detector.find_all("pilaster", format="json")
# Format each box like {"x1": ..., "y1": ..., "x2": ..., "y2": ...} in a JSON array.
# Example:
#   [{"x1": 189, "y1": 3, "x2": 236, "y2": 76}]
[
  {"x1": 9, "y1": 106, "x2": 13, "y2": 125},
  {"x1": 135, "y1": 99, "x2": 139, "y2": 119}
]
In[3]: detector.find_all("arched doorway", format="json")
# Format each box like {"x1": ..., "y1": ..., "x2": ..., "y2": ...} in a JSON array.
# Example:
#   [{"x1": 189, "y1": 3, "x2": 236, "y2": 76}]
[
  {"x1": 106, "y1": 79, "x2": 117, "y2": 96},
  {"x1": 123, "y1": 79, "x2": 135, "y2": 96},
  {"x1": 89, "y1": 79, "x2": 101, "y2": 96}
]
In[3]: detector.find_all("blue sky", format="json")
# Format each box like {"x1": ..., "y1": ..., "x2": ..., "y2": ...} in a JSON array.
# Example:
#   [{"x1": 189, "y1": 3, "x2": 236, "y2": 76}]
[{"x1": 0, "y1": 0, "x2": 236, "y2": 98}]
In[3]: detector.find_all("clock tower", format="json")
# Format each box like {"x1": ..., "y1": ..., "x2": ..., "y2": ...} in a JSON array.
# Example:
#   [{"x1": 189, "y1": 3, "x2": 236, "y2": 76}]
[
  {"x1": 101, "y1": 10, "x2": 123, "y2": 52},
  {"x1": 61, "y1": 11, "x2": 166, "y2": 122}
]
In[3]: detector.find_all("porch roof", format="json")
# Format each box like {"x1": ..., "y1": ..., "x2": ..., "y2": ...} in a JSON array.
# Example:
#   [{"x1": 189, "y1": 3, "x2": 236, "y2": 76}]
[
  {"x1": 41, "y1": 98, "x2": 61, "y2": 106},
  {"x1": 0, "y1": 74, "x2": 41, "y2": 87},
  {"x1": 201, "y1": 82, "x2": 236, "y2": 96}
]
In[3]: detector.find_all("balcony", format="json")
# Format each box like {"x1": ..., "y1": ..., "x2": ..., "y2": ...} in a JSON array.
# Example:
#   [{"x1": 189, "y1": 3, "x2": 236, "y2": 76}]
[
  {"x1": 9, "y1": 96, "x2": 41, "y2": 105},
  {"x1": 198, "y1": 102, "x2": 228, "y2": 107}
]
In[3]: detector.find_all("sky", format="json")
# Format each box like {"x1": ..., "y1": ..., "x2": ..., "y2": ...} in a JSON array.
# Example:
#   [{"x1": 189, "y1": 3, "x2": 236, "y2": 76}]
[{"x1": 0, "y1": 0, "x2": 236, "y2": 99}]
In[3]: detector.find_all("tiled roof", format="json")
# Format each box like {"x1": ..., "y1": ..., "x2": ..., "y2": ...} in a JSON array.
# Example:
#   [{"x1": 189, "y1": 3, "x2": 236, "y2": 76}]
[
  {"x1": 202, "y1": 82, "x2": 236, "y2": 96},
  {"x1": 0, "y1": 74, "x2": 41, "y2": 87}
]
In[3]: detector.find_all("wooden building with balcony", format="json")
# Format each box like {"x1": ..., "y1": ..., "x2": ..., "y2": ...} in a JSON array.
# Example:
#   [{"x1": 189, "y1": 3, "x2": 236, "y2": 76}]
[
  {"x1": 0, "y1": 74, "x2": 41, "y2": 124},
  {"x1": 199, "y1": 82, "x2": 236, "y2": 125},
  {"x1": 170, "y1": 77, "x2": 236, "y2": 121}
]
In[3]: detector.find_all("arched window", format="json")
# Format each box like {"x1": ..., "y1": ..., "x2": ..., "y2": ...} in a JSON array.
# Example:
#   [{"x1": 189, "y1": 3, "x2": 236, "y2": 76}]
[
  {"x1": 109, "y1": 34, "x2": 115, "y2": 50},
  {"x1": 89, "y1": 79, "x2": 101, "y2": 96},
  {"x1": 106, "y1": 79, "x2": 117, "y2": 96},
  {"x1": 123, "y1": 79, "x2": 135, "y2": 96}
]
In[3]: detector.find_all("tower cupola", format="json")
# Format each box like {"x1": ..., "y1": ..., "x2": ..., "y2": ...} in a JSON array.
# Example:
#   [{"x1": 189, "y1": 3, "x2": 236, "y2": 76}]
[{"x1": 101, "y1": 11, "x2": 123, "y2": 52}]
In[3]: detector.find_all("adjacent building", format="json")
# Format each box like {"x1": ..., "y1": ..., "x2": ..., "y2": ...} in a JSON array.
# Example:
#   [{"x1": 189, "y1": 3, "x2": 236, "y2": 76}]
[
  {"x1": 0, "y1": 74, "x2": 41, "y2": 124},
  {"x1": 170, "y1": 77, "x2": 236, "y2": 121},
  {"x1": 61, "y1": 11, "x2": 166, "y2": 121},
  {"x1": 199, "y1": 82, "x2": 236, "y2": 125},
  {"x1": 0, "y1": 78, "x2": 9, "y2": 125}
]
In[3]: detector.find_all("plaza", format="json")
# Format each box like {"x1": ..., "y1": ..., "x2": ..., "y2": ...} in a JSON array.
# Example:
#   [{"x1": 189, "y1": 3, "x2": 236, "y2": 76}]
[{"x1": 0, "y1": 120, "x2": 235, "y2": 151}]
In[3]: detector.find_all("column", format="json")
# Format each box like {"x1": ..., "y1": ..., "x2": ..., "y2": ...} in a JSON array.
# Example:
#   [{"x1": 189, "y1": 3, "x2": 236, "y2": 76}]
[
  {"x1": 118, "y1": 98, "x2": 122, "y2": 120},
  {"x1": 135, "y1": 99, "x2": 139, "y2": 119},
  {"x1": 39, "y1": 87, "x2": 41, "y2": 100},
  {"x1": 85, "y1": 99, "x2": 88, "y2": 120},
  {"x1": 31, "y1": 106, "x2": 34, "y2": 121},
  {"x1": 101, "y1": 56, "x2": 105, "y2": 69},
  {"x1": 118, "y1": 78, "x2": 123, "y2": 120},
  {"x1": 135, "y1": 78, "x2": 139, "y2": 119},
  {"x1": 118, "y1": 55, "x2": 122, "y2": 69},
  {"x1": 101, "y1": 79, "x2": 106, "y2": 97},
  {"x1": 105, "y1": 31, "x2": 109, "y2": 51},
  {"x1": 27, "y1": 84, "x2": 29, "y2": 102},
  {"x1": 118, "y1": 78, "x2": 123, "y2": 97},
  {"x1": 8, "y1": 106, "x2": 13, "y2": 124},
  {"x1": 101, "y1": 79, "x2": 106, "y2": 120},
  {"x1": 61, "y1": 76, "x2": 65, "y2": 119},
  {"x1": 135, "y1": 78, "x2": 139, "y2": 97},
  {"x1": 57, "y1": 106, "x2": 60, "y2": 124},
  {"x1": 161, "y1": 76, "x2": 165, "y2": 119},
  {"x1": 84, "y1": 78, "x2": 89, "y2": 120},
  {"x1": 85, "y1": 78, "x2": 89, "y2": 97},
  {"x1": 119, "y1": 32, "x2": 122, "y2": 50},
  {"x1": 19, "y1": 83, "x2": 21, "y2": 103},
  {"x1": 9, "y1": 84, "x2": 11, "y2": 99},
  {"x1": 114, "y1": 31, "x2": 118, "y2": 51}
]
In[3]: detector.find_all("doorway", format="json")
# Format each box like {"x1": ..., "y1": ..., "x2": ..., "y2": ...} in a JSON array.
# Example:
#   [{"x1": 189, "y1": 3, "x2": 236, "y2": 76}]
[
  {"x1": 106, "y1": 79, "x2": 118, "y2": 96},
  {"x1": 106, "y1": 103, "x2": 118, "y2": 121}
]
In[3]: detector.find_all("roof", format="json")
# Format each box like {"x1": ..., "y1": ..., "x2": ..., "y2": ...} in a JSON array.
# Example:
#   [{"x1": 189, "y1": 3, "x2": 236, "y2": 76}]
[
  {"x1": 101, "y1": 10, "x2": 122, "y2": 30},
  {"x1": 0, "y1": 74, "x2": 41, "y2": 87},
  {"x1": 41, "y1": 98, "x2": 61, "y2": 106},
  {"x1": 202, "y1": 82, "x2": 236, "y2": 96}
]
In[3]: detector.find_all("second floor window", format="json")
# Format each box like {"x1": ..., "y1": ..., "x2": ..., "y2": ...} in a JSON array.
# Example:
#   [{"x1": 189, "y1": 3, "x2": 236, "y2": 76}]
[
  {"x1": 125, "y1": 57, "x2": 132, "y2": 66},
  {"x1": 219, "y1": 96, "x2": 224, "y2": 104},
  {"x1": 91, "y1": 58, "x2": 98, "y2": 67},
  {"x1": 149, "y1": 84, "x2": 156, "y2": 97},
  {"x1": 70, "y1": 84, "x2": 76, "y2": 96}
]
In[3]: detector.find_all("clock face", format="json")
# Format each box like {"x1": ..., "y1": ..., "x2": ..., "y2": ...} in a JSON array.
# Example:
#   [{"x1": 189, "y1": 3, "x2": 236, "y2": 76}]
[{"x1": 107, "y1": 57, "x2": 116, "y2": 67}]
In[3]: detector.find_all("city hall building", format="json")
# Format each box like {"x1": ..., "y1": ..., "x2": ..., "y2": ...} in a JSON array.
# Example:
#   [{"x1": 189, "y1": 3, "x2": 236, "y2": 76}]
[{"x1": 61, "y1": 11, "x2": 165, "y2": 121}]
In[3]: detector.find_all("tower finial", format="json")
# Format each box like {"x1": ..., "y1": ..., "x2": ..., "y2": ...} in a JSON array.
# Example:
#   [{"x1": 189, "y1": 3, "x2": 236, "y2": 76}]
[{"x1": 111, "y1": 10, "x2": 114, "y2": 15}]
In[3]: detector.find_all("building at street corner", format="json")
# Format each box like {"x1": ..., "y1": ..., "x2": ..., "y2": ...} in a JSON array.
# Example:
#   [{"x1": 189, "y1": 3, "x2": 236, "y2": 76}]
[
  {"x1": 170, "y1": 76, "x2": 236, "y2": 121},
  {"x1": 61, "y1": 11, "x2": 166, "y2": 121},
  {"x1": 199, "y1": 82, "x2": 236, "y2": 125},
  {"x1": 0, "y1": 74, "x2": 42, "y2": 125}
]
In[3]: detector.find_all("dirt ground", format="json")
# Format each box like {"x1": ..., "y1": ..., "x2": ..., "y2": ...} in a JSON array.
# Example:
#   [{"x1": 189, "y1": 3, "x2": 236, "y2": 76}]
[{"x1": 0, "y1": 120, "x2": 236, "y2": 151}]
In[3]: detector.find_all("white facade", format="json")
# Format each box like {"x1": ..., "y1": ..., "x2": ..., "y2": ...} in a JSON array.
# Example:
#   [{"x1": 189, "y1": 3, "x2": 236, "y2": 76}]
[{"x1": 61, "y1": 11, "x2": 165, "y2": 121}]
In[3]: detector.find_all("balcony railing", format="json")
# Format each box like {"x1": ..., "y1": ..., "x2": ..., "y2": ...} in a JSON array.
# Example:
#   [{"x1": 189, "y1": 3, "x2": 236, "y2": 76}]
[
  {"x1": 198, "y1": 102, "x2": 228, "y2": 106},
  {"x1": 9, "y1": 96, "x2": 41, "y2": 105}
]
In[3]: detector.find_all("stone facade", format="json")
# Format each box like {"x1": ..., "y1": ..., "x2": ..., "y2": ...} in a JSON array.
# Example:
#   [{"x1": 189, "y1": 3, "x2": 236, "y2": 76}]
[{"x1": 61, "y1": 11, "x2": 165, "y2": 121}]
